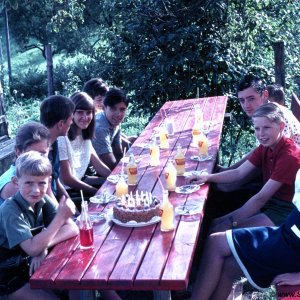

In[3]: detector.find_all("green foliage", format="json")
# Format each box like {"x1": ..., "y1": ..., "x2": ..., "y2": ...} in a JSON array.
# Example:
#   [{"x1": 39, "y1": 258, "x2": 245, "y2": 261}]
[{"x1": 3, "y1": 0, "x2": 300, "y2": 166}]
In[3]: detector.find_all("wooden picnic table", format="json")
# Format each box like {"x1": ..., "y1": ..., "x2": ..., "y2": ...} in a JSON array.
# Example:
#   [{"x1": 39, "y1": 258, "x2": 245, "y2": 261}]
[{"x1": 30, "y1": 96, "x2": 228, "y2": 299}]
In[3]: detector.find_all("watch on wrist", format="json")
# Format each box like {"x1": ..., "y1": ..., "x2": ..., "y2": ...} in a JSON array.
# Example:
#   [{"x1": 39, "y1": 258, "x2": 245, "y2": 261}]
[{"x1": 229, "y1": 216, "x2": 238, "y2": 228}]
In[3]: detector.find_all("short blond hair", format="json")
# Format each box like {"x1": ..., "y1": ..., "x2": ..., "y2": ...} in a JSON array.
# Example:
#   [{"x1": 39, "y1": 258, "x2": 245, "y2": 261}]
[
  {"x1": 252, "y1": 103, "x2": 284, "y2": 124},
  {"x1": 15, "y1": 151, "x2": 52, "y2": 178}
]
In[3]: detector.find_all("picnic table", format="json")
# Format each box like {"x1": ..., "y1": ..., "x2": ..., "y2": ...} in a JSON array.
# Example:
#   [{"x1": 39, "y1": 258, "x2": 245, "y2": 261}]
[{"x1": 30, "y1": 96, "x2": 228, "y2": 299}]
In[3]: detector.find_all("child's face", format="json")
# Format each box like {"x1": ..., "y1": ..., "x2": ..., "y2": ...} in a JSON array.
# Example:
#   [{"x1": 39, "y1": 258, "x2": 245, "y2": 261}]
[
  {"x1": 15, "y1": 174, "x2": 50, "y2": 207},
  {"x1": 104, "y1": 102, "x2": 127, "y2": 127},
  {"x1": 73, "y1": 109, "x2": 93, "y2": 130},
  {"x1": 238, "y1": 87, "x2": 267, "y2": 117},
  {"x1": 253, "y1": 116, "x2": 284, "y2": 149}
]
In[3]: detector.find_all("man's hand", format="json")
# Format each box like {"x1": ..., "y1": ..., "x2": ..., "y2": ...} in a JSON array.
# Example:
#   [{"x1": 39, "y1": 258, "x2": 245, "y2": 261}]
[
  {"x1": 185, "y1": 173, "x2": 209, "y2": 185},
  {"x1": 272, "y1": 273, "x2": 300, "y2": 286}
]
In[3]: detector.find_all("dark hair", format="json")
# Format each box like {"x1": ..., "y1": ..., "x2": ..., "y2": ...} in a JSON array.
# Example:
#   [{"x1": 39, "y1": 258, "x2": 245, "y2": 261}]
[
  {"x1": 252, "y1": 102, "x2": 284, "y2": 124},
  {"x1": 40, "y1": 95, "x2": 75, "y2": 128},
  {"x1": 266, "y1": 84, "x2": 285, "y2": 105},
  {"x1": 68, "y1": 92, "x2": 95, "y2": 140},
  {"x1": 103, "y1": 88, "x2": 129, "y2": 107},
  {"x1": 83, "y1": 78, "x2": 109, "y2": 99},
  {"x1": 15, "y1": 121, "x2": 50, "y2": 153},
  {"x1": 237, "y1": 74, "x2": 266, "y2": 95}
]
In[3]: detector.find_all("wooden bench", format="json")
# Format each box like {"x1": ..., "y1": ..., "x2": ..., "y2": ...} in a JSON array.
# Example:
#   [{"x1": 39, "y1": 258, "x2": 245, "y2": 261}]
[
  {"x1": 291, "y1": 92, "x2": 300, "y2": 122},
  {"x1": 0, "y1": 137, "x2": 15, "y2": 176}
]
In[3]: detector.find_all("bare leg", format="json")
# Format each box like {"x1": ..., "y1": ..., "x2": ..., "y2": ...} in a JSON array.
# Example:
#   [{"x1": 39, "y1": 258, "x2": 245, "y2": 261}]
[
  {"x1": 211, "y1": 256, "x2": 243, "y2": 299},
  {"x1": 237, "y1": 213, "x2": 274, "y2": 228},
  {"x1": 8, "y1": 283, "x2": 58, "y2": 300},
  {"x1": 190, "y1": 232, "x2": 233, "y2": 300}
]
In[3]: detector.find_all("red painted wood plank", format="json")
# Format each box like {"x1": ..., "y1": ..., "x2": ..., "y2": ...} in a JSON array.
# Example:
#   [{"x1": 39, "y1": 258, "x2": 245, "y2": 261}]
[
  {"x1": 30, "y1": 236, "x2": 79, "y2": 289},
  {"x1": 79, "y1": 225, "x2": 133, "y2": 288}
]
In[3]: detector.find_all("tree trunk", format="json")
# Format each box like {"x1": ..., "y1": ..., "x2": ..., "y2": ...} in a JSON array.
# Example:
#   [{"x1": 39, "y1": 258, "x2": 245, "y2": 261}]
[
  {"x1": 273, "y1": 41, "x2": 285, "y2": 88},
  {"x1": 45, "y1": 43, "x2": 54, "y2": 96},
  {"x1": 3, "y1": 7, "x2": 12, "y2": 86}
]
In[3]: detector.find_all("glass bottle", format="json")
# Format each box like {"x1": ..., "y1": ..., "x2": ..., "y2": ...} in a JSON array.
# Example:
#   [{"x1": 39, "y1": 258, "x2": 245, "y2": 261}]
[
  {"x1": 127, "y1": 154, "x2": 138, "y2": 185},
  {"x1": 191, "y1": 121, "x2": 202, "y2": 146},
  {"x1": 160, "y1": 190, "x2": 174, "y2": 232},
  {"x1": 159, "y1": 123, "x2": 169, "y2": 149},
  {"x1": 165, "y1": 117, "x2": 175, "y2": 136},
  {"x1": 79, "y1": 201, "x2": 94, "y2": 250},
  {"x1": 116, "y1": 174, "x2": 128, "y2": 198},
  {"x1": 174, "y1": 144, "x2": 185, "y2": 175},
  {"x1": 164, "y1": 160, "x2": 177, "y2": 191},
  {"x1": 198, "y1": 133, "x2": 209, "y2": 157},
  {"x1": 194, "y1": 104, "x2": 203, "y2": 125},
  {"x1": 149, "y1": 137, "x2": 160, "y2": 166}
]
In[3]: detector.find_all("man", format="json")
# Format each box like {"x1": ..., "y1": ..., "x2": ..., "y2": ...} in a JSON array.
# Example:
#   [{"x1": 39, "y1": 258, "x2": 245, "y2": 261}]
[
  {"x1": 217, "y1": 74, "x2": 300, "y2": 188},
  {"x1": 40, "y1": 95, "x2": 75, "y2": 199},
  {"x1": 92, "y1": 88, "x2": 129, "y2": 170}
]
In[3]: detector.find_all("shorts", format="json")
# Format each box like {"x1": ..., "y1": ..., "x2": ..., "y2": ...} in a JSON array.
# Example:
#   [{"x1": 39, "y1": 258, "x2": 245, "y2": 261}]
[
  {"x1": 261, "y1": 197, "x2": 295, "y2": 226},
  {"x1": 0, "y1": 258, "x2": 30, "y2": 296}
]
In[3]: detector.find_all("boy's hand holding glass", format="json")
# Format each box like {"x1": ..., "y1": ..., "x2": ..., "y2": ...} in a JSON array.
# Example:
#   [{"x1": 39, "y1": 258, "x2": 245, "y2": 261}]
[{"x1": 57, "y1": 196, "x2": 77, "y2": 220}]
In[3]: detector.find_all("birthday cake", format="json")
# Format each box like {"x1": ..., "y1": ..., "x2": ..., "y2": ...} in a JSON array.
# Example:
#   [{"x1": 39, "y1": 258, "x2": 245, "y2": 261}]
[{"x1": 113, "y1": 191, "x2": 161, "y2": 223}]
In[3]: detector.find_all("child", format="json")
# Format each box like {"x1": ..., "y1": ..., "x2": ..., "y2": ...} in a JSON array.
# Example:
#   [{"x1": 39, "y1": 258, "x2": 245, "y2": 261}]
[
  {"x1": 0, "y1": 121, "x2": 51, "y2": 204},
  {"x1": 189, "y1": 168, "x2": 300, "y2": 300},
  {"x1": 92, "y1": 88, "x2": 131, "y2": 170},
  {"x1": 267, "y1": 83, "x2": 285, "y2": 106},
  {"x1": 83, "y1": 79, "x2": 136, "y2": 158},
  {"x1": 40, "y1": 95, "x2": 75, "y2": 200},
  {"x1": 0, "y1": 151, "x2": 78, "y2": 299},
  {"x1": 57, "y1": 92, "x2": 111, "y2": 197},
  {"x1": 83, "y1": 77, "x2": 109, "y2": 112},
  {"x1": 187, "y1": 103, "x2": 300, "y2": 232}
]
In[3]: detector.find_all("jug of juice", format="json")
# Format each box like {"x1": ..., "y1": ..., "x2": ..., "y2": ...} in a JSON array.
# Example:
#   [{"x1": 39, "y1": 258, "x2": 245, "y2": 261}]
[
  {"x1": 127, "y1": 154, "x2": 138, "y2": 185},
  {"x1": 79, "y1": 200, "x2": 94, "y2": 250},
  {"x1": 174, "y1": 144, "x2": 185, "y2": 175},
  {"x1": 160, "y1": 190, "x2": 174, "y2": 232}
]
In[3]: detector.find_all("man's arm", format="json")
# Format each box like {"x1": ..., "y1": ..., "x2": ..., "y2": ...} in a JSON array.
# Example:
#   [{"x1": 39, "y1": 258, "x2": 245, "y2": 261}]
[
  {"x1": 90, "y1": 150, "x2": 111, "y2": 177},
  {"x1": 100, "y1": 152, "x2": 118, "y2": 171}
]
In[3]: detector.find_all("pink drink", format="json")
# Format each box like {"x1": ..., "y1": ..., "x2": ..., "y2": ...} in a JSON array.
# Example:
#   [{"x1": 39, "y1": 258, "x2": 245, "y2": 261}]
[{"x1": 80, "y1": 227, "x2": 94, "y2": 248}]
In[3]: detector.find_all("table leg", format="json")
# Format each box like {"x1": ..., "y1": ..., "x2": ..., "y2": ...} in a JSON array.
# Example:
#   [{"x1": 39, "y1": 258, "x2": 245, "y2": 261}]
[
  {"x1": 80, "y1": 290, "x2": 97, "y2": 300},
  {"x1": 153, "y1": 290, "x2": 172, "y2": 300}
]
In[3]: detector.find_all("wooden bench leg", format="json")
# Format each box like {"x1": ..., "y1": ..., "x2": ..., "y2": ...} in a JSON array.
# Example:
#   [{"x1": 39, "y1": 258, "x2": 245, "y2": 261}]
[
  {"x1": 153, "y1": 290, "x2": 172, "y2": 300},
  {"x1": 80, "y1": 290, "x2": 97, "y2": 300}
]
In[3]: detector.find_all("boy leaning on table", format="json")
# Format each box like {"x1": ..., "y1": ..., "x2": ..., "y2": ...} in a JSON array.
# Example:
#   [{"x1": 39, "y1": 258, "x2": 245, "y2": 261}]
[
  {"x1": 0, "y1": 151, "x2": 78, "y2": 300},
  {"x1": 186, "y1": 103, "x2": 300, "y2": 233}
]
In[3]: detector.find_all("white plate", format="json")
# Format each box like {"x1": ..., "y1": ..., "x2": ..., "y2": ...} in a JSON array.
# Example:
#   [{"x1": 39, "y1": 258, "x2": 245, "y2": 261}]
[
  {"x1": 107, "y1": 174, "x2": 128, "y2": 184},
  {"x1": 135, "y1": 143, "x2": 150, "y2": 149},
  {"x1": 108, "y1": 211, "x2": 161, "y2": 227},
  {"x1": 90, "y1": 194, "x2": 117, "y2": 204},
  {"x1": 121, "y1": 157, "x2": 141, "y2": 164},
  {"x1": 77, "y1": 212, "x2": 106, "y2": 223},
  {"x1": 183, "y1": 170, "x2": 208, "y2": 177},
  {"x1": 175, "y1": 204, "x2": 202, "y2": 215},
  {"x1": 175, "y1": 184, "x2": 200, "y2": 194},
  {"x1": 190, "y1": 155, "x2": 213, "y2": 162}
]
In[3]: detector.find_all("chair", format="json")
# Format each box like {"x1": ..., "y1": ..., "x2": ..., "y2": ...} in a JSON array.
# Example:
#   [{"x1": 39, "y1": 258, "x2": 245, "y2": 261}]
[{"x1": 291, "y1": 93, "x2": 300, "y2": 122}]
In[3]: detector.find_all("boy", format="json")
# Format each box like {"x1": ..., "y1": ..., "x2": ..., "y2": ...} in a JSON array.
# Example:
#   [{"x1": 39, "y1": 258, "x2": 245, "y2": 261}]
[
  {"x1": 187, "y1": 103, "x2": 300, "y2": 232},
  {"x1": 40, "y1": 95, "x2": 75, "y2": 199},
  {"x1": 0, "y1": 151, "x2": 78, "y2": 299},
  {"x1": 92, "y1": 88, "x2": 130, "y2": 170}
]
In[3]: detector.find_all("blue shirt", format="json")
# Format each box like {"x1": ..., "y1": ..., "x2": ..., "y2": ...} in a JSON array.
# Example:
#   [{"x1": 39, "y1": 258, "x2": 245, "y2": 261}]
[{"x1": 0, "y1": 164, "x2": 16, "y2": 205}]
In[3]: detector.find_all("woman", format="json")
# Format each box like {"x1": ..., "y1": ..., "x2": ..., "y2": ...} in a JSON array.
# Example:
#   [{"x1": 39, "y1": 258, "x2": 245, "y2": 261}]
[
  {"x1": 0, "y1": 121, "x2": 51, "y2": 204},
  {"x1": 57, "y1": 92, "x2": 110, "y2": 197}
]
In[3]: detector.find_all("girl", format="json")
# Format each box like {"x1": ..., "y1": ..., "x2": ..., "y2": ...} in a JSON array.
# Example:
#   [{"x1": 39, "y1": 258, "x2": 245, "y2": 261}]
[
  {"x1": 57, "y1": 92, "x2": 110, "y2": 197},
  {"x1": 0, "y1": 121, "x2": 51, "y2": 204}
]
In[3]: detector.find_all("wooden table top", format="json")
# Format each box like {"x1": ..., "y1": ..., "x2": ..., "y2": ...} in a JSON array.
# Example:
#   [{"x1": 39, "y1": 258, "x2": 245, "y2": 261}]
[{"x1": 30, "y1": 96, "x2": 228, "y2": 292}]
